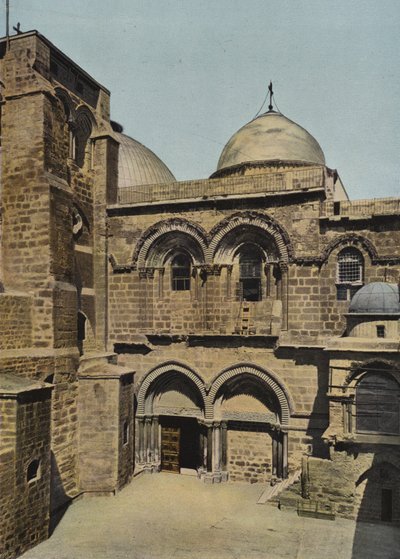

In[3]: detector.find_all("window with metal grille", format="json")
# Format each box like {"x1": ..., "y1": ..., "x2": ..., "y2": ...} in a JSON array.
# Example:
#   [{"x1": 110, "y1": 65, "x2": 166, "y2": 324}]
[
  {"x1": 239, "y1": 246, "x2": 263, "y2": 301},
  {"x1": 356, "y1": 373, "x2": 400, "y2": 434},
  {"x1": 337, "y1": 248, "x2": 363, "y2": 283},
  {"x1": 336, "y1": 248, "x2": 363, "y2": 301},
  {"x1": 171, "y1": 253, "x2": 191, "y2": 291}
]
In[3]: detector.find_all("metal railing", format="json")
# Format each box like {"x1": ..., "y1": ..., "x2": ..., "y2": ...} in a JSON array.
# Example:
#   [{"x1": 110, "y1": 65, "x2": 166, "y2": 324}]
[
  {"x1": 117, "y1": 166, "x2": 325, "y2": 205},
  {"x1": 321, "y1": 197, "x2": 400, "y2": 218}
]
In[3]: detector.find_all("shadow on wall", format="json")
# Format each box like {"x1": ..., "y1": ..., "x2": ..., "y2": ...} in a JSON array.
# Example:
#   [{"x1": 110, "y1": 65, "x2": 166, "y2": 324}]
[
  {"x1": 275, "y1": 346, "x2": 330, "y2": 459},
  {"x1": 351, "y1": 455, "x2": 400, "y2": 559},
  {"x1": 49, "y1": 452, "x2": 71, "y2": 535}
]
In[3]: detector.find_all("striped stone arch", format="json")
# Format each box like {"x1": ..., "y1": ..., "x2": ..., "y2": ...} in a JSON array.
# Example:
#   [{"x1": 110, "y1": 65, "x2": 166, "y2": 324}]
[
  {"x1": 207, "y1": 212, "x2": 292, "y2": 263},
  {"x1": 133, "y1": 218, "x2": 208, "y2": 268},
  {"x1": 321, "y1": 234, "x2": 378, "y2": 263},
  {"x1": 137, "y1": 362, "x2": 208, "y2": 416},
  {"x1": 54, "y1": 87, "x2": 76, "y2": 121},
  {"x1": 207, "y1": 364, "x2": 293, "y2": 425},
  {"x1": 345, "y1": 359, "x2": 400, "y2": 389}
]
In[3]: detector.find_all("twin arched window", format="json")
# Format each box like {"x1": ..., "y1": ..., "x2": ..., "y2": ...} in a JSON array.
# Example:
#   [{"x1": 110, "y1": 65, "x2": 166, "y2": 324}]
[
  {"x1": 356, "y1": 373, "x2": 400, "y2": 435},
  {"x1": 336, "y1": 247, "x2": 364, "y2": 300}
]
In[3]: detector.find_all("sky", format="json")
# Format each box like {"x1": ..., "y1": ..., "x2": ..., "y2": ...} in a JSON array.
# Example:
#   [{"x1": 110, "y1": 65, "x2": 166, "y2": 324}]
[{"x1": 3, "y1": 0, "x2": 400, "y2": 199}]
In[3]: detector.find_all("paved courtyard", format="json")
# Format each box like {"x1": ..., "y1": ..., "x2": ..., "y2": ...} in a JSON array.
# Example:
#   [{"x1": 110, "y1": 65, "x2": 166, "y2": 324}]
[{"x1": 22, "y1": 473, "x2": 399, "y2": 559}]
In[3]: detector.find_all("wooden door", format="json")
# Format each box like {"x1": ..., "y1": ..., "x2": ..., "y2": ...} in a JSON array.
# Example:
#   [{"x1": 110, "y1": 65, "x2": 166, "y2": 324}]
[
  {"x1": 381, "y1": 488, "x2": 392, "y2": 521},
  {"x1": 161, "y1": 425, "x2": 180, "y2": 472}
]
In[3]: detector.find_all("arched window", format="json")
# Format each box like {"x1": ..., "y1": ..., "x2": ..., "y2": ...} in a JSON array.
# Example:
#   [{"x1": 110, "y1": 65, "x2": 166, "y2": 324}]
[
  {"x1": 239, "y1": 245, "x2": 263, "y2": 301},
  {"x1": 336, "y1": 247, "x2": 363, "y2": 300},
  {"x1": 171, "y1": 253, "x2": 191, "y2": 291},
  {"x1": 356, "y1": 373, "x2": 400, "y2": 434},
  {"x1": 73, "y1": 111, "x2": 93, "y2": 167}
]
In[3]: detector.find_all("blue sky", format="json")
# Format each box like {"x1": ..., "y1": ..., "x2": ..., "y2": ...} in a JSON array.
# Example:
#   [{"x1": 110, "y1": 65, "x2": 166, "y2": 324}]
[{"x1": 4, "y1": 0, "x2": 400, "y2": 198}]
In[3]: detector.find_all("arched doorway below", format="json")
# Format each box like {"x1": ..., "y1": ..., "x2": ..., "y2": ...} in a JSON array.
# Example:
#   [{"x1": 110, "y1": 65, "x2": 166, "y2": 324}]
[{"x1": 137, "y1": 367, "x2": 206, "y2": 475}]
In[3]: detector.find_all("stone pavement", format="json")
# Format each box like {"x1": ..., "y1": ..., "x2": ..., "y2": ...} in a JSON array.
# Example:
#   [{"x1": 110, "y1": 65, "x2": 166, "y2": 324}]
[{"x1": 21, "y1": 473, "x2": 400, "y2": 559}]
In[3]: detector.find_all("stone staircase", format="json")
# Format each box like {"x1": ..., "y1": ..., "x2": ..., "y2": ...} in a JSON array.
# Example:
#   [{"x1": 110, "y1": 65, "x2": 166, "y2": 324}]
[{"x1": 257, "y1": 469, "x2": 301, "y2": 505}]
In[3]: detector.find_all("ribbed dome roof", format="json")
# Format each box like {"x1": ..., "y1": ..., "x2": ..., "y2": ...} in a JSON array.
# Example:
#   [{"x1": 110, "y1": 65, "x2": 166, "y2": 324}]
[
  {"x1": 217, "y1": 110, "x2": 325, "y2": 173},
  {"x1": 115, "y1": 132, "x2": 175, "y2": 188},
  {"x1": 349, "y1": 282, "x2": 400, "y2": 314}
]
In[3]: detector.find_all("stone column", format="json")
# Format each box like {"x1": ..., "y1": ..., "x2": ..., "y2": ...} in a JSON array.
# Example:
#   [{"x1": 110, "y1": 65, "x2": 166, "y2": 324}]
[
  {"x1": 198, "y1": 421, "x2": 206, "y2": 472},
  {"x1": 157, "y1": 268, "x2": 164, "y2": 299},
  {"x1": 280, "y1": 263, "x2": 289, "y2": 330},
  {"x1": 282, "y1": 431, "x2": 288, "y2": 479},
  {"x1": 206, "y1": 423, "x2": 213, "y2": 473},
  {"x1": 200, "y1": 421, "x2": 214, "y2": 482},
  {"x1": 144, "y1": 416, "x2": 152, "y2": 467},
  {"x1": 137, "y1": 417, "x2": 145, "y2": 464},
  {"x1": 213, "y1": 422, "x2": 221, "y2": 474},
  {"x1": 272, "y1": 433, "x2": 278, "y2": 477},
  {"x1": 220, "y1": 421, "x2": 228, "y2": 481},
  {"x1": 152, "y1": 416, "x2": 160, "y2": 470}
]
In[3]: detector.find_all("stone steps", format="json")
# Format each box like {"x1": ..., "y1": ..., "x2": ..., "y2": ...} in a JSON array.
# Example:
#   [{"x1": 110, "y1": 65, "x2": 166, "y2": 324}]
[{"x1": 257, "y1": 469, "x2": 301, "y2": 504}]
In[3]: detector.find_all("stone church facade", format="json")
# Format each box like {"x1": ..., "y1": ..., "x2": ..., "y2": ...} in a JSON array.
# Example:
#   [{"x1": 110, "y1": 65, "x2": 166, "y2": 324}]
[{"x1": 0, "y1": 30, "x2": 399, "y2": 559}]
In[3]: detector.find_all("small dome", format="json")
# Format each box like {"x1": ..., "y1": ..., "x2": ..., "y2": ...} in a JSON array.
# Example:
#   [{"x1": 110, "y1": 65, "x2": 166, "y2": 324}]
[
  {"x1": 216, "y1": 111, "x2": 325, "y2": 174},
  {"x1": 115, "y1": 132, "x2": 175, "y2": 188},
  {"x1": 349, "y1": 282, "x2": 400, "y2": 314}
]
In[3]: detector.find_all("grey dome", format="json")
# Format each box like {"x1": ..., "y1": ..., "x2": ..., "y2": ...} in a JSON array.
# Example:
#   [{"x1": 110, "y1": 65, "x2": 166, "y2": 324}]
[
  {"x1": 349, "y1": 282, "x2": 400, "y2": 314},
  {"x1": 217, "y1": 111, "x2": 325, "y2": 173},
  {"x1": 115, "y1": 132, "x2": 175, "y2": 188}
]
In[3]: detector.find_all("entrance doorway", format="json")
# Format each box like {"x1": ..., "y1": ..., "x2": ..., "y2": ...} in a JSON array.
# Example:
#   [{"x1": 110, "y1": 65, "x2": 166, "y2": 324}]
[{"x1": 160, "y1": 417, "x2": 200, "y2": 473}]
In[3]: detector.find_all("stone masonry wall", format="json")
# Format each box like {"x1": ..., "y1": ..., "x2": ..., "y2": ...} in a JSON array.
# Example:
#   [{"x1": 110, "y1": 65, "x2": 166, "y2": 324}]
[
  {"x1": 118, "y1": 377, "x2": 134, "y2": 489},
  {"x1": 227, "y1": 428, "x2": 272, "y2": 483},
  {"x1": 78, "y1": 378, "x2": 119, "y2": 493},
  {"x1": 108, "y1": 195, "x2": 400, "y2": 345},
  {"x1": 118, "y1": 343, "x2": 328, "y2": 471},
  {"x1": 0, "y1": 390, "x2": 52, "y2": 559},
  {"x1": 0, "y1": 293, "x2": 32, "y2": 350},
  {"x1": 302, "y1": 447, "x2": 400, "y2": 522}
]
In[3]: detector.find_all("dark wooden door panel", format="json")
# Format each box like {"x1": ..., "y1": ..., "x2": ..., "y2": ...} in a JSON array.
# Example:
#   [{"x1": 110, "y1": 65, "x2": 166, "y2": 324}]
[{"x1": 161, "y1": 426, "x2": 180, "y2": 472}]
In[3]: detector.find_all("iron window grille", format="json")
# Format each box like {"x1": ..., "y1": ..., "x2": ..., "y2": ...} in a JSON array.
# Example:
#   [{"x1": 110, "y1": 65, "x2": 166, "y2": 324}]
[
  {"x1": 356, "y1": 373, "x2": 400, "y2": 435},
  {"x1": 336, "y1": 248, "x2": 363, "y2": 301}
]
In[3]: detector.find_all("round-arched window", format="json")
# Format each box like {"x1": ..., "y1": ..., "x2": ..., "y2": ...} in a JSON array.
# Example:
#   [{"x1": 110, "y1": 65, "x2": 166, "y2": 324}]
[{"x1": 356, "y1": 373, "x2": 400, "y2": 434}]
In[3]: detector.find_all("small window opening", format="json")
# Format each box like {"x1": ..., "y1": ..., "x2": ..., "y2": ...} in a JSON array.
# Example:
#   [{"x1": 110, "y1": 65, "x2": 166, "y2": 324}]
[
  {"x1": 27, "y1": 459, "x2": 41, "y2": 483},
  {"x1": 171, "y1": 253, "x2": 191, "y2": 291},
  {"x1": 77, "y1": 311, "x2": 86, "y2": 342},
  {"x1": 123, "y1": 420, "x2": 129, "y2": 445},
  {"x1": 377, "y1": 325, "x2": 386, "y2": 338},
  {"x1": 239, "y1": 245, "x2": 263, "y2": 301},
  {"x1": 77, "y1": 311, "x2": 86, "y2": 355}
]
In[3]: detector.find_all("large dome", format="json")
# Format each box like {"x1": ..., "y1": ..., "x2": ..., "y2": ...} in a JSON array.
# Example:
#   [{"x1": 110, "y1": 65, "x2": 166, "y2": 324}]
[
  {"x1": 115, "y1": 132, "x2": 175, "y2": 188},
  {"x1": 349, "y1": 282, "x2": 400, "y2": 314},
  {"x1": 216, "y1": 110, "x2": 325, "y2": 174}
]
